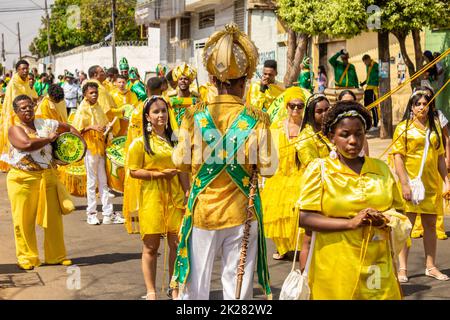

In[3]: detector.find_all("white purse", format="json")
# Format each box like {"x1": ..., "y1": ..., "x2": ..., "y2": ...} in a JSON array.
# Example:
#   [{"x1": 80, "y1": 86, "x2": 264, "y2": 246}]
[
  {"x1": 408, "y1": 129, "x2": 430, "y2": 205},
  {"x1": 279, "y1": 230, "x2": 316, "y2": 300}
]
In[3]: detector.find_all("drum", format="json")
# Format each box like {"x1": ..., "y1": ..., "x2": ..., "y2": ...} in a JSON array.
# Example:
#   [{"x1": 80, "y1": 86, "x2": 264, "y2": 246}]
[
  {"x1": 52, "y1": 132, "x2": 87, "y2": 165},
  {"x1": 106, "y1": 135, "x2": 126, "y2": 193},
  {"x1": 324, "y1": 87, "x2": 364, "y2": 104},
  {"x1": 58, "y1": 160, "x2": 87, "y2": 197},
  {"x1": 118, "y1": 104, "x2": 135, "y2": 136}
]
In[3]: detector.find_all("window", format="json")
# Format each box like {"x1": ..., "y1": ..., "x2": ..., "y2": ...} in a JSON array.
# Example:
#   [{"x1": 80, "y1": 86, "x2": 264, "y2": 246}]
[
  {"x1": 234, "y1": 0, "x2": 245, "y2": 31},
  {"x1": 199, "y1": 9, "x2": 215, "y2": 29},
  {"x1": 168, "y1": 18, "x2": 176, "y2": 40},
  {"x1": 180, "y1": 17, "x2": 191, "y2": 40}
]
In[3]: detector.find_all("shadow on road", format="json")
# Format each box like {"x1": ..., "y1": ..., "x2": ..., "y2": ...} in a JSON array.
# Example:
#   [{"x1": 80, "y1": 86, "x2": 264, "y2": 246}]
[{"x1": 71, "y1": 252, "x2": 141, "y2": 266}]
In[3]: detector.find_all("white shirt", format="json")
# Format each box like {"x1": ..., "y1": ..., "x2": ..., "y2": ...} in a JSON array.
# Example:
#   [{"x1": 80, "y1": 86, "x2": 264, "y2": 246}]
[{"x1": 62, "y1": 82, "x2": 82, "y2": 109}]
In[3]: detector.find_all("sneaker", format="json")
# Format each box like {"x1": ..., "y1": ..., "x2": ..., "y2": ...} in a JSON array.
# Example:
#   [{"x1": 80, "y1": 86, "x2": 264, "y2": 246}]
[
  {"x1": 87, "y1": 213, "x2": 101, "y2": 225},
  {"x1": 108, "y1": 191, "x2": 116, "y2": 199},
  {"x1": 102, "y1": 212, "x2": 125, "y2": 224}
]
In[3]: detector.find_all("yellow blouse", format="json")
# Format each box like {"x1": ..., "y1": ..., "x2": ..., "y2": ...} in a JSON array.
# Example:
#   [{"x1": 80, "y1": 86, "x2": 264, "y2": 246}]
[
  {"x1": 245, "y1": 81, "x2": 284, "y2": 111},
  {"x1": 296, "y1": 124, "x2": 331, "y2": 169},
  {"x1": 36, "y1": 96, "x2": 68, "y2": 123},
  {"x1": 390, "y1": 119, "x2": 444, "y2": 214},
  {"x1": 172, "y1": 94, "x2": 275, "y2": 231},
  {"x1": 298, "y1": 156, "x2": 403, "y2": 300}
]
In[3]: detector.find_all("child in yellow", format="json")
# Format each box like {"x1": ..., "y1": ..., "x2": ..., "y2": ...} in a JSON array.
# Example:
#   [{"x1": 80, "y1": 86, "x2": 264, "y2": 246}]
[
  {"x1": 110, "y1": 75, "x2": 139, "y2": 136},
  {"x1": 298, "y1": 101, "x2": 408, "y2": 299},
  {"x1": 391, "y1": 90, "x2": 450, "y2": 282},
  {"x1": 262, "y1": 87, "x2": 307, "y2": 259},
  {"x1": 127, "y1": 96, "x2": 189, "y2": 300},
  {"x1": 6, "y1": 95, "x2": 76, "y2": 270},
  {"x1": 72, "y1": 82, "x2": 122, "y2": 225},
  {"x1": 35, "y1": 84, "x2": 68, "y2": 123}
]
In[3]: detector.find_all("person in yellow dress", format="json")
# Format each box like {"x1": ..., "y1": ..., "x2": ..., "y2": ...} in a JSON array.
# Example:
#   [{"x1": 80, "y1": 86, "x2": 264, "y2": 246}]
[
  {"x1": 36, "y1": 84, "x2": 68, "y2": 123},
  {"x1": 127, "y1": 96, "x2": 189, "y2": 300},
  {"x1": 391, "y1": 90, "x2": 450, "y2": 283},
  {"x1": 123, "y1": 77, "x2": 165, "y2": 234},
  {"x1": 298, "y1": 101, "x2": 410, "y2": 299},
  {"x1": 0, "y1": 60, "x2": 38, "y2": 172},
  {"x1": 409, "y1": 86, "x2": 449, "y2": 240},
  {"x1": 295, "y1": 93, "x2": 332, "y2": 268},
  {"x1": 245, "y1": 60, "x2": 285, "y2": 112},
  {"x1": 6, "y1": 94, "x2": 78, "y2": 270},
  {"x1": 262, "y1": 87, "x2": 307, "y2": 260}
]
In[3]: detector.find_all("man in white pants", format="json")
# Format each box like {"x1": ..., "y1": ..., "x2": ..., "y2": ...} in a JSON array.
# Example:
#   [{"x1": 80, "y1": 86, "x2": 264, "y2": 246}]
[
  {"x1": 171, "y1": 23, "x2": 276, "y2": 300},
  {"x1": 72, "y1": 82, "x2": 124, "y2": 225}
]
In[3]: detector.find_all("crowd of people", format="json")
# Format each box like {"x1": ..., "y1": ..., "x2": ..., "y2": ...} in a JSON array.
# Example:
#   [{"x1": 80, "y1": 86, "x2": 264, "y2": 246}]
[{"x1": 0, "y1": 22, "x2": 448, "y2": 300}]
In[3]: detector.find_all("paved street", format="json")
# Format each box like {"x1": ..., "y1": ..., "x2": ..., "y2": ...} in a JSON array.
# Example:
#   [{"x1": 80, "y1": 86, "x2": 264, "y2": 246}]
[{"x1": 1, "y1": 135, "x2": 450, "y2": 300}]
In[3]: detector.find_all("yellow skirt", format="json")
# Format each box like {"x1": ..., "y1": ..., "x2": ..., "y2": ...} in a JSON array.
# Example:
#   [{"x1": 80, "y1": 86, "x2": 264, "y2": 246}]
[
  {"x1": 262, "y1": 171, "x2": 302, "y2": 255},
  {"x1": 57, "y1": 160, "x2": 87, "y2": 197},
  {"x1": 138, "y1": 177, "x2": 184, "y2": 238},
  {"x1": 309, "y1": 226, "x2": 401, "y2": 300},
  {"x1": 122, "y1": 168, "x2": 141, "y2": 234}
]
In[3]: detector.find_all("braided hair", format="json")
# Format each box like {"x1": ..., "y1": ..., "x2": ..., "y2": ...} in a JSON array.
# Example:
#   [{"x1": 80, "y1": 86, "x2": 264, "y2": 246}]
[
  {"x1": 300, "y1": 94, "x2": 330, "y2": 132},
  {"x1": 142, "y1": 96, "x2": 175, "y2": 155},
  {"x1": 322, "y1": 101, "x2": 372, "y2": 136}
]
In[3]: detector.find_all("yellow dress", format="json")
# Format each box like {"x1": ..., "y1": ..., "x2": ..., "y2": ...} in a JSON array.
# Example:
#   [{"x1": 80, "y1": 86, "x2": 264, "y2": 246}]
[
  {"x1": 127, "y1": 135, "x2": 184, "y2": 237},
  {"x1": 6, "y1": 118, "x2": 68, "y2": 267},
  {"x1": 35, "y1": 96, "x2": 68, "y2": 123},
  {"x1": 298, "y1": 156, "x2": 404, "y2": 300},
  {"x1": 262, "y1": 120, "x2": 302, "y2": 255},
  {"x1": 390, "y1": 120, "x2": 445, "y2": 214},
  {"x1": 296, "y1": 124, "x2": 331, "y2": 167},
  {"x1": 122, "y1": 101, "x2": 145, "y2": 233}
]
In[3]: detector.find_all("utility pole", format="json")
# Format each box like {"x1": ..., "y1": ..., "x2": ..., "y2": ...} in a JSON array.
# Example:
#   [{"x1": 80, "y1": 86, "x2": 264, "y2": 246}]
[
  {"x1": 1, "y1": 33, "x2": 5, "y2": 62},
  {"x1": 45, "y1": 0, "x2": 53, "y2": 63},
  {"x1": 17, "y1": 22, "x2": 22, "y2": 59},
  {"x1": 111, "y1": 0, "x2": 117, "y2": 67}
]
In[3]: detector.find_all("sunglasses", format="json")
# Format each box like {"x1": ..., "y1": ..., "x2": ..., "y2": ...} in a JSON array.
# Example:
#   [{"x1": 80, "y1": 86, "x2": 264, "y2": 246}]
[{"x1": 288, "y1": 103, "x2": 305, "y2": 110}]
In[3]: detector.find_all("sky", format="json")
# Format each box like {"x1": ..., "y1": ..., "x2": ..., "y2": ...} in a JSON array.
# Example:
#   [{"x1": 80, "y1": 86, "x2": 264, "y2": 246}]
[{"x1": 0, "y1": 0, "x2": 55, "y2": 70}]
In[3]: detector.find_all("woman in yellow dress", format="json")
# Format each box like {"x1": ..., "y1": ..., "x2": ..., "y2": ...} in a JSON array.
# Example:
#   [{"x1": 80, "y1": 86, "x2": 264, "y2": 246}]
[
  {"x1": 391, "y1": 90, "x2": 450, "y2": 283},
  {"x1": 298, "y1": 101, "x2": 409, "y2": 299},
  {"x1": 295, "y1": 94, "x2": 331, "y2": 268},
  {"x1": 6, "y1": 94, "x2": 78, "y2": 270},
  {"x1": 127, "y1": 96, "x2": 189, "y2": 300},
  {"x1": 262, "y1": 86, "x2": 306, "y2": 260}
]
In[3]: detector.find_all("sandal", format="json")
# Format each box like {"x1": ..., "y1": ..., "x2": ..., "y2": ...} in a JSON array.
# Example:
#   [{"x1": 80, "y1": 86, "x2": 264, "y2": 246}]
[
  {"x1": 145, "y1": 291, "x2": 157, "y2": 300},
  {"x1": 272, "y1": 252, "x2": 286, "y2": 260},
  {"x1": 425, "y1": 267, "x2": 449, "y2": 281},
  {"x1": 398, "y1": 268, "x2": 408, "y2": 283}
]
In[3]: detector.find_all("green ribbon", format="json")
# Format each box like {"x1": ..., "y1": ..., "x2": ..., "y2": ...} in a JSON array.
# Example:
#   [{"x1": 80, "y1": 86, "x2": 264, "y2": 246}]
[
  {"x1": 171, "y1": 105, "x2": 271, "y2": 297},
  {"x1": 170, "y1": 96, "x2": 197, "y2": 127},
  {"x1": 131, "y1": 80, "x2": 148, "y2": 101}
]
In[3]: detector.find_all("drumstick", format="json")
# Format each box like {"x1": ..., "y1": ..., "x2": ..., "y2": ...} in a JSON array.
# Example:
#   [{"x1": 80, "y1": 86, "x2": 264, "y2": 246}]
[{"x1": 104, "y1": 116, "x2": 118, "y2": 138}]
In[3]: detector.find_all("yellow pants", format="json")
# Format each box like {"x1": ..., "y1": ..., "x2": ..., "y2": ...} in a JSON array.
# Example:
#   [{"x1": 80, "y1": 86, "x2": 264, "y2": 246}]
[
  {"x1": 7, "y1": 168, "x2": 67, "y2": 266},
  {"x1": 411, "y1": 215, "x2": 447, "y2": 240}
]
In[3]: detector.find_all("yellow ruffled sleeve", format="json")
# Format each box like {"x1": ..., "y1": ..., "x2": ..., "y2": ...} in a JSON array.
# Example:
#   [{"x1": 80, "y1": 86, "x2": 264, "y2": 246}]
[
  {"x1": 297, "y1": 158, "x2": 323, "y2": 212},
  {"x1": 127, "y1": 138, "x2": 144, "y2": 171},
  {"x1": 296, "y1": 130, "x2": 320, "y2": 168},
  {"x1": 390, "y1": 121, "x2": 406, "y2": 156}
]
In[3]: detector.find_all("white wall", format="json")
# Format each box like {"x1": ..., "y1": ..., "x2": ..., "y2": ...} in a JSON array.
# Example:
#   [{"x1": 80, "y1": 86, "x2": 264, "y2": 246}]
[
  {"x1": 250, "y1": 10, "x2": 277, "y2": 80},
  {"x1": 54, "y1": 27, "x2": 160, "y2": 78}
]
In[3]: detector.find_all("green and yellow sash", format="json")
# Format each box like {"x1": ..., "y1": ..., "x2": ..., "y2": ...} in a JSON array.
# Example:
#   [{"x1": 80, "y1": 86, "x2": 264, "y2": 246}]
[
  {"x1": 171, "y1": 105, "x2": 272, "y2": 298},
  {"x1": 170, "y1": 96, "x2": 198, "y2": 127}
]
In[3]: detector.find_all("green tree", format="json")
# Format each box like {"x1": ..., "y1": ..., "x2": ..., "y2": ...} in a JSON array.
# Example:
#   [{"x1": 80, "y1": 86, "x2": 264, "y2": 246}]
[
  {"x1": 277, "y1": 0, "x2": 367, "y2": 86},
  {"x1": 30, "y1": 0, "x2": 140, "y2": 57}
]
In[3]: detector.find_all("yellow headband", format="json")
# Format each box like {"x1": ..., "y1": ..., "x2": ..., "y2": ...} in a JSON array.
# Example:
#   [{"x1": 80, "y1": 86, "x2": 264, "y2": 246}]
[
  {"x1": 173, "y1": 63, "x2": 197, "y2": 82},
  {"x1": 284, "y1": 87, "x2": 309, "y2": 109},
  {"x1": 203, "y1": 22, "x2": 258, "y2": 82}
]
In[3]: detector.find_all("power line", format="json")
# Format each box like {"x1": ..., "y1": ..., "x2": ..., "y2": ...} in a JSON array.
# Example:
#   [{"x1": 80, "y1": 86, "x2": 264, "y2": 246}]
[{"x1": 0, "y1": 8, "x2": 43, "y2": 13}]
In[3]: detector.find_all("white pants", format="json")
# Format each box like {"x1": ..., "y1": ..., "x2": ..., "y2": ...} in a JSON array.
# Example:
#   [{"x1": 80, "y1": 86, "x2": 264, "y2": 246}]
[
  {"x1": 84, "y1": 150, "x2": 113, "y2": 216},
  {"x1": 181, "y1": 220, "x2": 258, "y2": 300}
]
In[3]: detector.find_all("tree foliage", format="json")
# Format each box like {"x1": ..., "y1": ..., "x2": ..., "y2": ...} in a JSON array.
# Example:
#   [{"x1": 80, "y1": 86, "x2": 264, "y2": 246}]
[{"x1": 30, "y1": 0, "x2": 140, "y2": 57}]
